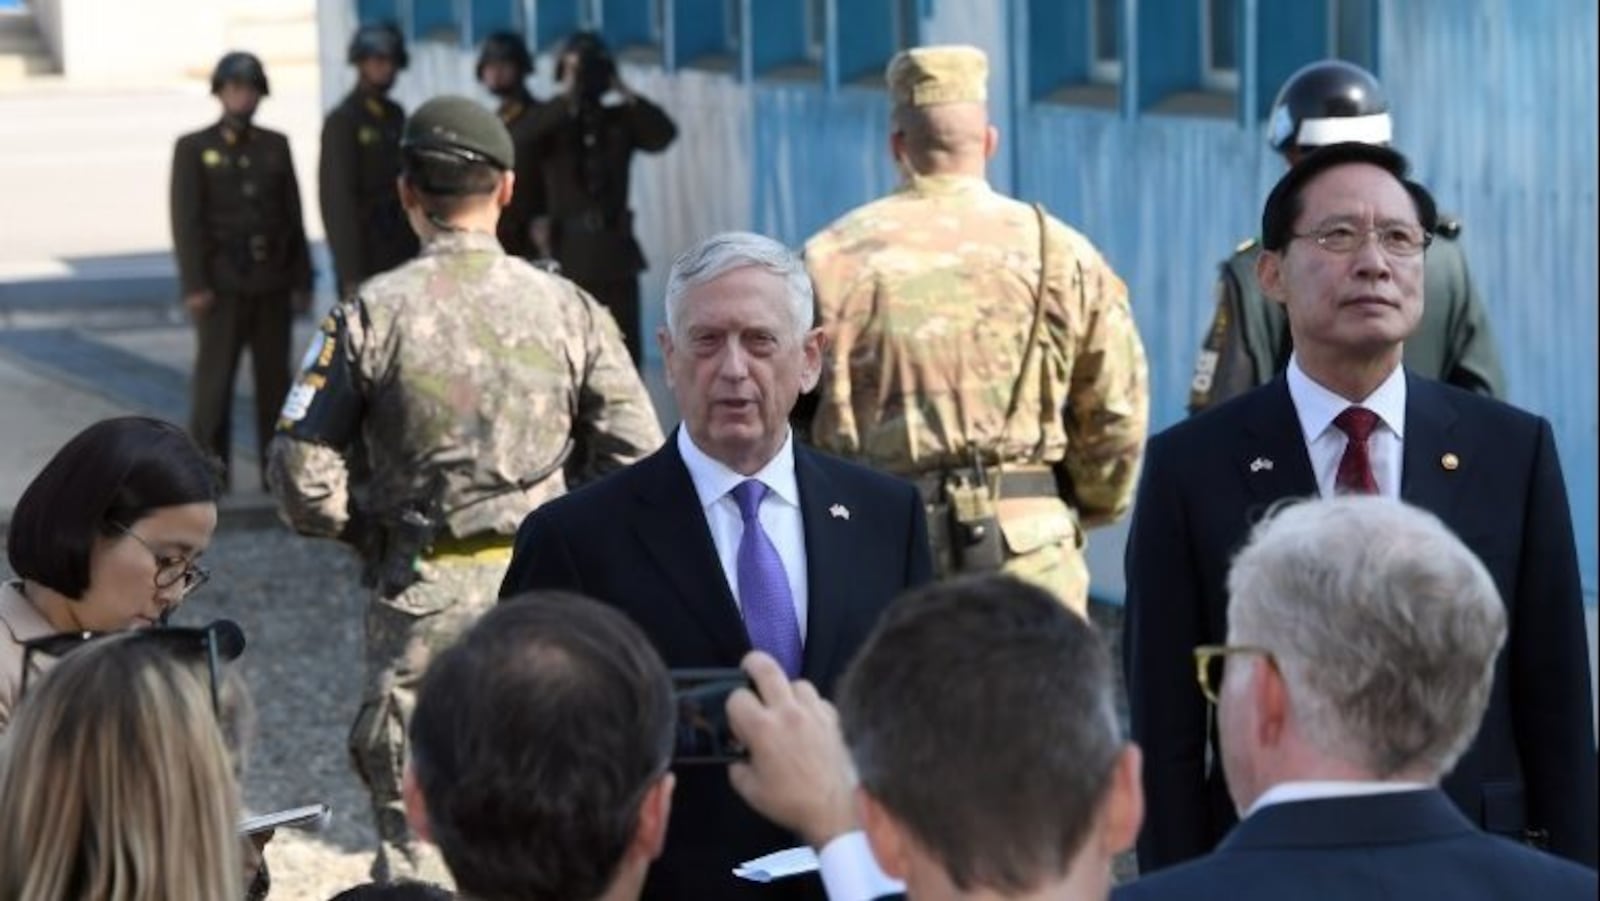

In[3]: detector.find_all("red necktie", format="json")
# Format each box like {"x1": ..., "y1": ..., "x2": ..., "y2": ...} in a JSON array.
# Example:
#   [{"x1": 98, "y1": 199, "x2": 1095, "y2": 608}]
[{"x1": 1333, "y1": 406, "x2": 1380, "y2": 495}]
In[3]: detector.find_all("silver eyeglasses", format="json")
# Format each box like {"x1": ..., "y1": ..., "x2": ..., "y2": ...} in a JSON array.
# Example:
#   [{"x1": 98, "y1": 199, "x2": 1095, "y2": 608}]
[{"x1": 1290, "y1": 223, "x2": 1433, "y2": 257}]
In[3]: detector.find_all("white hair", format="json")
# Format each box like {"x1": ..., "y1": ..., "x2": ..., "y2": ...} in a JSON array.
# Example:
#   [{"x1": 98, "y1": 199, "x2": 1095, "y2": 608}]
[
  {"x1": 1226, "y1": 496, "x2": 1507, "y2": 780},
  {"x1": 663, "y1": 231, "x2": 813, "y2": 339}
]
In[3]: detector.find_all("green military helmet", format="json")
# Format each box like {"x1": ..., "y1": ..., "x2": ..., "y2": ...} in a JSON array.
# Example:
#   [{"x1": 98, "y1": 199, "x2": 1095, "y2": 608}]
[
  {"x1": 211, "y1": 51, "x2": 269, "y2": 96},
  {"x1": 401, "y1": 95, "x2": 516, "y2": 171}
]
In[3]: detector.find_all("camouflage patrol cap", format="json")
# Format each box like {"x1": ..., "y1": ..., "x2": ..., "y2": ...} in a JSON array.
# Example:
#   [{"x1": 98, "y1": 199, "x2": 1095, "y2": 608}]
[
  {"x1": 401, "y1": 96, "x2": 515, "y2": 171},
  {"x1": 885, "y1": 45, "x2": 988, "y2": 109}
]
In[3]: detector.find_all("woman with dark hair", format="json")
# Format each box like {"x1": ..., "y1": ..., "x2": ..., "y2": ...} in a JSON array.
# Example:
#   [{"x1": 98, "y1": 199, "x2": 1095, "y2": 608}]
[{"x1": 0, "y1": 415, "x2": 221, "y2": 729}]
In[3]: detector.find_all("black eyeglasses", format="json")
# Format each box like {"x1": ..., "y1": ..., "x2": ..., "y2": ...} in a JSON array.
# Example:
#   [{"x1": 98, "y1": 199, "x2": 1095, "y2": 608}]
[
  {"x1": 19, "y1": 624, "x2": 230, "y2": 714},
  {"x1": 114, "y1": 522, "x2": 211, "y2": 597}
]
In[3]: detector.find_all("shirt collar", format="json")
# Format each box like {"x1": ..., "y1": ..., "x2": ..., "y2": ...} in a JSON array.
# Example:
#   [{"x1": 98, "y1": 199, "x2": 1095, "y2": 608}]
[
  {"x1": 0, "y1": 581, "x2": 57, "y2": 645},
  {"x1": 676, "y1": 427, "x2": 800, "y2": 511},
  {"x1": 897, "y1": 173, "x2": 992, "y2": 199},
  {"x1": 420, "y1": 230, "x2": 506, "y2": 257},
  {"x1": 1246, "y1": 779, "x2": 1432, "y2": 818},
  {"x1": 1287, "y1": 354, "x2": 1407, "y2": 443}
]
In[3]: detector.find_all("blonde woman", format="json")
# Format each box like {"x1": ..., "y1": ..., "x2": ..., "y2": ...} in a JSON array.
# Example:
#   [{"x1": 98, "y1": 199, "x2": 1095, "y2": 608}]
[{"x1": 0, "y1": 630, "x2": 243, "y2": 900}]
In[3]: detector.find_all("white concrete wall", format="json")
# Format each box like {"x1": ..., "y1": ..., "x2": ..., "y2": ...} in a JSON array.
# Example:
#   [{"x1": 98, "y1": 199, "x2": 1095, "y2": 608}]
[{"x1": 31, "y1": 0, "x2": 226, "y2": 82}]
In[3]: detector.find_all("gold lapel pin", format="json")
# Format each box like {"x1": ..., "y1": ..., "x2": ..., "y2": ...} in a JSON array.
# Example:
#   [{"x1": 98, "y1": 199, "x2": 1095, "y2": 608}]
[{"x1": 1441, "y1": 453, "x2": 1460, "y2": 471}]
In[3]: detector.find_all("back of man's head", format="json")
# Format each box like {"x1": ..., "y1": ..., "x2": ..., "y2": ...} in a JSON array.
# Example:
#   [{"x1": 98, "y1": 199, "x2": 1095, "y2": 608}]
[
  {"x1": 406, "y1": 592, "x2": 675, "y2": 901},
  {"x1": 837, "y1": 575, "x2": 1140, "y2": 897},
  {"x1": 885, "y1": 44, "x2": 994, "y2": 175},
  {"x1": 1227, "y1": 497, "x2": 1507, "y2": 781}
]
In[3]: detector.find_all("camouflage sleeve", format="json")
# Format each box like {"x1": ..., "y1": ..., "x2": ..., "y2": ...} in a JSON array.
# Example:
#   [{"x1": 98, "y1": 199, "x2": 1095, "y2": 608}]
[
  {"x1": 1187, "y1": 265, "x2": 1257, "y2": 414},
  {"x1": 1434, "y1": 238, "x2": 1506, "y2": 398},
  {"x1": 265, "y1": 437, "x2": 353, "y2": 538},
  {"x1": 1059, "y1": 252, "x2": 1149, "y2": 528},
  {"x1": 571, "y1": 288, "x2": 664, "y2": 481},
  {"x1": 265, "y1": 296, "x2": 375, "y2": 538},
  {"x1": 800, "y1": 243, "x2": 860, "y2": 455}
]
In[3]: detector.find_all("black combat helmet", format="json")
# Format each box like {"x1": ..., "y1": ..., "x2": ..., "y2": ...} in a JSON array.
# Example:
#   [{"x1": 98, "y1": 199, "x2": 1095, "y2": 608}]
[
  {"x1": 1267, "y1": 59, "x2": 1391, "y2": 153},
  {"x1": 348, "y1": 22, "x2": 409, "y2": 69},
  {"x1": 401, "y1": 96, "x2": 516, "y2": 171},
  {"x1": 210, "y1": 51, "x2": 269, "y2": 96},
  {"x1": 476, "y1": 31, "x2": 534, "y2": 80},
  {"x1": 556, "y1": 29, "x2": 616, "y2": 97}
]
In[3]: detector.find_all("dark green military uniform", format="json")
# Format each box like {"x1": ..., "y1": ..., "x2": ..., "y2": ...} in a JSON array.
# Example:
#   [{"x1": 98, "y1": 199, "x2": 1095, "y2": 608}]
[
  {"x1": 1188, "y1": 218, "x2": 1505, "y2": 413},
  {"x1": 170, "y1": 118, "x2": 311, "y2": 486},
  {"x1": 318, "y1": 90, "x2": 418, "y2": 296},
  {"x1": 495, "y1": 88, "x2": 548, "y2": 261},
  {"x1": 524, "y1": 81, "x2": 676, "y2": 363}
]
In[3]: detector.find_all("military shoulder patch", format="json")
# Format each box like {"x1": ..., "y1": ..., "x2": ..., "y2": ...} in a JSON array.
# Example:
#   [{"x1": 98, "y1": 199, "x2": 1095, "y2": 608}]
[{"x1": 1234, "y1": 237, "x2": 1258, "y2": 254}]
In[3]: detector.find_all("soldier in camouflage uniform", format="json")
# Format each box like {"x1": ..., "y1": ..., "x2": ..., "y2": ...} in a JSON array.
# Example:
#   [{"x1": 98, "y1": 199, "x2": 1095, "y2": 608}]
[
  {"x1": 266, "y1": 96, "x2": 663, "y2": 885},
  {"x1": 802, "y1": 45, "x2": 1149, "y2": 616},
  {"x1": 1188, "y1": 60, "x2": 1504, "y2": 414}
]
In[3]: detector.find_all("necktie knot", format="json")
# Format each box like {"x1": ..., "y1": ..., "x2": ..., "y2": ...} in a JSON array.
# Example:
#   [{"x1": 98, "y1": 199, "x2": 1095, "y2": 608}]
[
  {"x1": 1334, "y1": 406, "x2": 1379, "y2": 443},
  {"x1": 732, "y1": 480, "x2": 768, "y2": 522}
]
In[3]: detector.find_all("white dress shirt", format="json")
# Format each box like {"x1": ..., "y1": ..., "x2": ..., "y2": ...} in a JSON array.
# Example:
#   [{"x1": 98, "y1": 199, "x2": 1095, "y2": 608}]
[
  {"x1": 1245, "y1": 779, "x2": 1431, "y2": 818},
  {"x1": 677, "y1": 427, "x2": 810, "y2": 640},
  {"x1": 1287, "y1": 355, "x2": 1407, "y2": 498},
  {"x1": 819, "y1": 831, "x2": 904, "y2": 900}
]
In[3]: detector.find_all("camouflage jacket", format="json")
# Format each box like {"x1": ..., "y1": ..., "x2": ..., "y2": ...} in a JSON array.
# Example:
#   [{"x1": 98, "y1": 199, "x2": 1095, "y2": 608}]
[
  {"x1": 803, "y1": 174, "x2": 1149, "y2": 525},
  {"x1": 267, "y1": 230, "x2": 663, "y2": 544}
]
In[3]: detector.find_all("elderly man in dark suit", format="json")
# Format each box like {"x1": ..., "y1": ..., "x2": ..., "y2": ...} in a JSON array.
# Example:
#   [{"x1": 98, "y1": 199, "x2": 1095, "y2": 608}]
[
  {"x1": 1123, "y1": 142, "x2": 1597, "y2": 873},
  {"x1": 1116, "y1": 497, "x2": 1597, "y2": 899},
  {"x1": 500, "y1": 230, "x2": 934, "y2": 900}
]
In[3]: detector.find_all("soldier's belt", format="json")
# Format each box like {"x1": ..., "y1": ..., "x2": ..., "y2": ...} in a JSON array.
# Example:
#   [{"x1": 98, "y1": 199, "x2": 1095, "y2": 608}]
[
  {"x1": 914, "y1": 465, "x2": 1058, "y2": 502},
  {"x1": 423, "y1": 532, "x2": 515, "y2": 565}
]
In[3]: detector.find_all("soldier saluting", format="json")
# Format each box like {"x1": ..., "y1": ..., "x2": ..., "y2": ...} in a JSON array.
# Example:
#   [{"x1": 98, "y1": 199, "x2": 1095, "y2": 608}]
[
  {"x1": 319, "y1": 22, "x2": 419, "y2": 297},
  {"x1": 170, "y1": 51, "x2": 312, "y2": 491}
]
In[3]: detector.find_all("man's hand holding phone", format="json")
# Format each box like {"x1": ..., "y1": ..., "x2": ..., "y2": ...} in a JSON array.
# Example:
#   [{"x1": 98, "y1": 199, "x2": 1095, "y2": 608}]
[{"x1": 725, "y1": 651, "x2": 859, "y2": 848}]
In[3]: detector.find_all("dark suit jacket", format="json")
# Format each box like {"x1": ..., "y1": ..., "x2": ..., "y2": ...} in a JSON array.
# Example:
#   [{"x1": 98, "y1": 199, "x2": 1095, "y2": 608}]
[
  {"x1": 1123, "y1": 373, "x2": 1597, "y2": 872},
  {"x1": 500, "y1": 435, "x2": 934, "y2": 900},
  {"x1": 1113, "y1": 790, "x2": 1598, "y2": 900}
]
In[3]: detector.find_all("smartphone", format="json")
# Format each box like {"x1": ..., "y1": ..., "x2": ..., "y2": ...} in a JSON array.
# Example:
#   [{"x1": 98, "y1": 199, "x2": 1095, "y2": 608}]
[
  {"x1": 239, "y1": 802, "x2": 332, "y2": 836},
  {"x1": 670, "y1": 668, "x2": 751, "y2": 764}
]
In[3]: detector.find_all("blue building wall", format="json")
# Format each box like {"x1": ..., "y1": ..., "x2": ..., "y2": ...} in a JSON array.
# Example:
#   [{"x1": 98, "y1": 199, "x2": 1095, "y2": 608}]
[{"x1": 321, "y1": 0, "x2": 1597, "y2": 603}]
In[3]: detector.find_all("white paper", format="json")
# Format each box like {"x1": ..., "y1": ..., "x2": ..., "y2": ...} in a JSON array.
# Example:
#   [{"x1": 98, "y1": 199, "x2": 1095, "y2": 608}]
[{"x1": 733, "y1": 845, "x2": 820, "y2": 882}]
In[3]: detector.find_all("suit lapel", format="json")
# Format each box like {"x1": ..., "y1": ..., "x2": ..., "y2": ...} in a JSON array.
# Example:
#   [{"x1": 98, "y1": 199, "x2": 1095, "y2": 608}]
[
  {"x1": 794, "y1": 446, "x2": 854, "y2": 684},
  {"x1": 1237, "y1": 378, "x2": 1320, "y2": 506},
  {"x1": 1399, "y1": 373, "x2": 1465, "y2": 525},
  {"x1": 629, "y1": 439, "x2": 751, "y2": 662}
]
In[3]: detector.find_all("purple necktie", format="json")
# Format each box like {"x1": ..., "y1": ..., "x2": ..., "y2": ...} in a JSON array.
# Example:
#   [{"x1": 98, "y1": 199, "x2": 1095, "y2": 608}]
[{"x1": 732, "y1": 480, "x2": 802, "y2": 678}]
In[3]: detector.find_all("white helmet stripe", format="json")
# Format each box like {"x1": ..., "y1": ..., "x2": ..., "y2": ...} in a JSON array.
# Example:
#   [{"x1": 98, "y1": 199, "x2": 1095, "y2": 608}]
[{"x1": 1296, "y1": 112, "x2": 1393, "y2": 147}]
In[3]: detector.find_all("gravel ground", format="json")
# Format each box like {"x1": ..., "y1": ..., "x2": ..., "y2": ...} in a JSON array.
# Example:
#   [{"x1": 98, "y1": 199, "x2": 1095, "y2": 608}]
[{"x1": 178, "y1": 525, "x2": 389, "y2": 901}]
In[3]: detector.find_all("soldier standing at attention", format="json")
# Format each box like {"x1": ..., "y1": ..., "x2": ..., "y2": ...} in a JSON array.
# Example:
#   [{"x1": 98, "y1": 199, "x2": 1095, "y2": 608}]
[
  {"x1": 802, "y1": 45, "x2": 1148, "y2": 616},
  {"x1": 170, "y1": 51, "x2": 312, "y2": 491},
  {"x1": 1187, "y1": 59, "x2": 1504, "y2": 413},
  {"x1": 320, "y1": 22, "x2": 419, "y2": 298},
  {"x1": 475, "y1": 31, "x2": 550, "y2": 265},
  {"x1": 266, "y1": 97, "x2": 663, "y2": 885},
  {"x1": 522, "y1": 30, "x2": 677, "y2": 365}
]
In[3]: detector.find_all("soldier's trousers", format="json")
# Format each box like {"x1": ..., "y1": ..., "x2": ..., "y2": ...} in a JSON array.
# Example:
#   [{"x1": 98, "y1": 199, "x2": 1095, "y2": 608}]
[
  {"x1": 586, "y1": 277, "x2": 642, "y2": 366},
  {"x1": 926, "y1": 494, "x2": 1091, "y2": 617},
  {"x1": 348, "y1": 555, "x2": 506, "y2": 887},
  {"x1": 189, "y1": 290, "x2": 291, "y2": 489}
]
